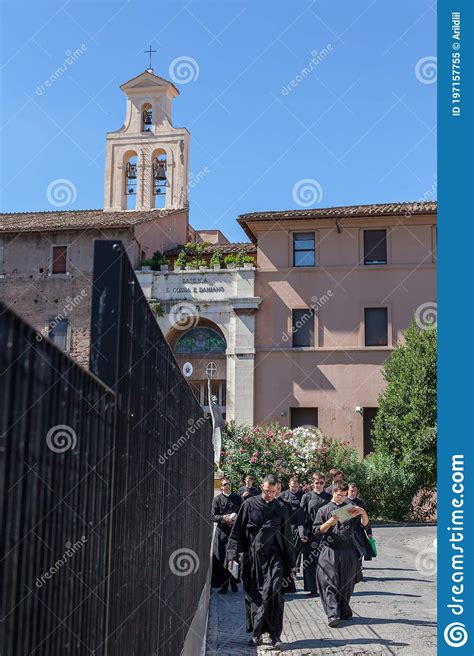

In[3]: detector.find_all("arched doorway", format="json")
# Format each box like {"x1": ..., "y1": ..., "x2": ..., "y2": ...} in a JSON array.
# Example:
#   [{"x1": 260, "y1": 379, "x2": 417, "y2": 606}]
[{"x1": 171, "y1": 322, "x2": 227, "y2": 418}]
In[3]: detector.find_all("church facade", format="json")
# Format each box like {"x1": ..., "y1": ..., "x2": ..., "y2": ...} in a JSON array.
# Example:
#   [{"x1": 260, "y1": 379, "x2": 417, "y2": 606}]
[{"x1": 0, "y1": 69, "x2": 437, "y2": 454}]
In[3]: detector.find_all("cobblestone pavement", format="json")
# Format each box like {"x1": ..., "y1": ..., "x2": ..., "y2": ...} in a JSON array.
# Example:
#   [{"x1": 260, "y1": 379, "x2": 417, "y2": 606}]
[{"x1": 206, "y1": 526, "x2": 436, "y2": 656}]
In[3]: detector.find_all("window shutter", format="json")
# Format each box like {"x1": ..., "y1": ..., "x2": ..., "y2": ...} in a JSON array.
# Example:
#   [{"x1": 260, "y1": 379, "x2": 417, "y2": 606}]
[{"x1": 52, "y1": 246, "x2": 67, "y2": 274}]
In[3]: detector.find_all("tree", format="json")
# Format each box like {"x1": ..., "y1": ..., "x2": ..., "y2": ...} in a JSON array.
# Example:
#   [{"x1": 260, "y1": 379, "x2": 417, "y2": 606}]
[{"x1": 372, "y1": 319, "x2": 437, "y2": 489}]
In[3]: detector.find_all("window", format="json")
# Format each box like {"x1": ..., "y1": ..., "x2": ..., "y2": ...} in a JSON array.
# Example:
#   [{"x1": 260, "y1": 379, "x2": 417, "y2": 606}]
[
  {"x1": 364, "y1": 308, "x2": 388, "y2": 346},
  {"x1": 291, "y1": 407, "x2": 318, "y2": 428},
  {"x1": 175, "y1": 327, "x2": 226, "y2": 354},
  {"x1": 49, "y1": 319, "x2": 69, "y2": 351},
  {"x1": 293, "y1": 233, "x2": 315, "y2": 267},
  {"x1": 363, "y1": 407, "x2": 378, "y2": 456},
  {"x1": 292, "y1": 309, "x2": 314, "y2": 347},
  {"x1": 364, "y1": 229, "x2": 387, "y2": 265},
  {"x1": 52, "y1": 246, "x2": 67, "y2": 274}
]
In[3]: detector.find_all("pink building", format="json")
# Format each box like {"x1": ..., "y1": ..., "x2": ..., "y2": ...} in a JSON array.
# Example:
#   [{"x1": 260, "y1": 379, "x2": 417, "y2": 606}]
[{"x1": 238, "y1": 203, "x2": 437, "y2": 454}]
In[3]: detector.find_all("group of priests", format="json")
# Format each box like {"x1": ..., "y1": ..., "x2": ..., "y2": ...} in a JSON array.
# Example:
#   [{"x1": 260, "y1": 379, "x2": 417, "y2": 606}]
[{"x1": 210, "y1": 470, "x2": 373, "y2": 648}]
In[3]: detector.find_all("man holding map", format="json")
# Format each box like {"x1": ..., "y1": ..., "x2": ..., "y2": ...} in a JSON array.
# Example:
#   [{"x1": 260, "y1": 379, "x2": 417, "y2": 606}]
[{"x1": 313, "y1": 480, "x2": 370, "y2": 627}]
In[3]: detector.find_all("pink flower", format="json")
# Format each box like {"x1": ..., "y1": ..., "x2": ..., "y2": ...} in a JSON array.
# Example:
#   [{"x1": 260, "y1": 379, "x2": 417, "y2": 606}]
[
  {"x1": 267, "y1": 432, "x2": 273, "y2": 439},
  {"x1": 243, "y1": 436, "x2": 249, "y2": 443},
  {"x1": 264, "y1": 451, "x2": 270, "y2": 456},
  {"x1": 250, "y1": 457, "x2": 257, "y2": 463},
  {"x1": 220, "y1": 450, "x2": 225, "y2": 455},
  {"x1": 253, "y1": 451, "x2": 259, "y2": 456},
  {"x1": 239, "y1": 449, "x2": 245, "y2": 454}
]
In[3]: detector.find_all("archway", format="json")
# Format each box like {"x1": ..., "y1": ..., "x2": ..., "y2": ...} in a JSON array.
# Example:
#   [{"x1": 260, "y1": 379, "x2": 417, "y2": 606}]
[{"x1": 170, "y1": 321, "x2": 227, "y2": 418}]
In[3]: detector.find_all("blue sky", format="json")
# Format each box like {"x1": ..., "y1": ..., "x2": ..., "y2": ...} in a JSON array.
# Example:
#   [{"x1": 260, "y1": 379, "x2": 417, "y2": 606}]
[{"x1": 0, "y1": 0, "x2": 436, "y2": 242}]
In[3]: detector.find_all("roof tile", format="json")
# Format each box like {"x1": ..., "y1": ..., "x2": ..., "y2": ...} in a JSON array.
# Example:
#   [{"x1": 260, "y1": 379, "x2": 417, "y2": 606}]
[{"x1": 0, "y1": 208, "x2": 184, "y2": 233}]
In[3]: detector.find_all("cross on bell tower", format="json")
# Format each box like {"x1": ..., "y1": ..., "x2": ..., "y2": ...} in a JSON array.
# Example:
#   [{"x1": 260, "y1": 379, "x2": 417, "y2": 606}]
[
  {"x1": 144, "y1": 45, "x2": 157, "y2": 72},
  {"x1": 103, "y1": 68, "x2": 190, "y2": 212}
]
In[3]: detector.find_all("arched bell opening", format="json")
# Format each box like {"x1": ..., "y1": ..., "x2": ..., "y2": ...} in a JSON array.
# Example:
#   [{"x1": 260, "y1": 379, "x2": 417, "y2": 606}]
[
  {"x1": 141, "y1": 103, "x2": 153, "y2": 132},
  {"x1": 152, "y1": 148, "x2": 169, "y2": 209},
  {"x1": 123, "y1": 151, "x2": 138, "y2": 210}
]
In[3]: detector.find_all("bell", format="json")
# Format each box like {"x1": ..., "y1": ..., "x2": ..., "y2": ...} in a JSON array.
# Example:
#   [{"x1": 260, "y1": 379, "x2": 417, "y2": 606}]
[
  {"x1": 154, "y1": 162, "x2": 167, "y2": 182},
  {"x1": 128, "y1": 187, "x2": 135, "y2": 195},
  {"x1": 144, "y1": 112, "x2": 152, "y2": 125},
  {"x1": 127, "y1": 163, "x2": 137, "y2": 179}
]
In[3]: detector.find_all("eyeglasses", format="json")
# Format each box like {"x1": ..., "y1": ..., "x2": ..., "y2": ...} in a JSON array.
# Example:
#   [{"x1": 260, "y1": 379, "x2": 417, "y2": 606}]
[
  {"x1": 314, "y1": 481, "x2": 325, "y2": 485},
  {"x1": 222, "y1": 483, "x2": 230, "y2": 487}
]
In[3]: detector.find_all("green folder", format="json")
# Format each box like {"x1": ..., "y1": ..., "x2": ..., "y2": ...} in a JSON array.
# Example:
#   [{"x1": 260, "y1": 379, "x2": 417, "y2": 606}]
[{"x1": 368, "y1": 536, "x2": 377, "y2": 557}]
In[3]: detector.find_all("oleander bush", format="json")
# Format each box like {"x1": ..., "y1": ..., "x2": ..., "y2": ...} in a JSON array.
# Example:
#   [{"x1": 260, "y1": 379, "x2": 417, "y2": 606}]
[{"x1": 221, "y1": 421, "x2": 433, "y2": 521}]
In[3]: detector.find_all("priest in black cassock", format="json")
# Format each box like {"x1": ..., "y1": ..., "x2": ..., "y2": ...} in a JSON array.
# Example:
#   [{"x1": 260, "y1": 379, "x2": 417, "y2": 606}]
[
  {"x1": 238, "y1": 475, "x2": 260, "y2": 500},
  {"x1": 324, "y1": 468, "x2": 344, "y2": 495},
  {"x1": 211, "y1": 478, "x2": 242, "y2": 594},
  {"x1": 279, "y1": 477, "x2": 306, "y2": 593},
  {"x1": 313, "y1": 480, "x2": 369, "y2": 627},
  {"x1": 300, "y1": 472, "x2": 331, "y2": 596},
  {"x1": 226, "y1": 474, "x2": 296, "y2": 648}
]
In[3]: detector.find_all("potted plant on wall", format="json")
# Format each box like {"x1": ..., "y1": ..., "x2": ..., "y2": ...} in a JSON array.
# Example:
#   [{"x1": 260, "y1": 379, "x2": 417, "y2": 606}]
[
  {"x1": 175, "y1": 249, "x2": 187, "y2": 271},
  {"x1": 210, "y1": 248, "x2": 223, "y2": 271},
  {"x1": 141, "y1": 258, "x2": 154, "y2": 272},
  {"x1": 224, "y1": 254, "x2": 237, "y2": 270},
  {"x1": 235, "y1": 248, "x2": 254, "y2": 269},
  {"x1": 150, "y1": 251, "x2": 169, "y2": 272}
]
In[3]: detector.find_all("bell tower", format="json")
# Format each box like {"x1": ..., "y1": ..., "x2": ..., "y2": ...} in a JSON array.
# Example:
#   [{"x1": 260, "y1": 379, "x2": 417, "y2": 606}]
[{"x1": 103, "y1": 68, "x2": 190, "y2": 211}]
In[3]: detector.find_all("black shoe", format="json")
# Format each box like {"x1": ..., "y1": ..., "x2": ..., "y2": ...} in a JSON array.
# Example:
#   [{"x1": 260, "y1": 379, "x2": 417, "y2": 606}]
[
  {"x1": 230, "y1": 580, "x2": 238, "y2": 592},
  {"x1": 341, "y1": 609, "x2": 353, "y2": 620},
  {"x1": 270, "y1": 634, "x2": 282, "y2": 648},
  {"x1": 328, "y1": 616, "x2": 340, "y2": 627},
  {"x1": 248, "y1": 636, "x2": 262, "y2": 646},
  {"x1": 218, "y1": 586, "x2": 228, "y2": 594}
]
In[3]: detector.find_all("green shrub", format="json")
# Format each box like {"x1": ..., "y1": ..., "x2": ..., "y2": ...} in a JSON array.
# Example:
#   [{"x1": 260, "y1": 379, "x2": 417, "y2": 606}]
[
  {"x1": 358, "y1": 452, "x2": 418, "y2": 521},
  {"x1": 373, "y1": 320, "x2": 437, "y2": 490}
]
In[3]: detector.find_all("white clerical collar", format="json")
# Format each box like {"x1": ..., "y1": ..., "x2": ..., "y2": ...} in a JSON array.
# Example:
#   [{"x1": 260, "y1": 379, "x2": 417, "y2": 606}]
[{"x1": 223, "y1": 492, "x2": 231, "y2": 497}]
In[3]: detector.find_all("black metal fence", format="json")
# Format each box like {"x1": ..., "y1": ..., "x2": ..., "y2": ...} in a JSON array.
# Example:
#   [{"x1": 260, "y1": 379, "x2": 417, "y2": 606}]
[{"x1": 0, "y1": 240, "x2": 214, "y2": 655}]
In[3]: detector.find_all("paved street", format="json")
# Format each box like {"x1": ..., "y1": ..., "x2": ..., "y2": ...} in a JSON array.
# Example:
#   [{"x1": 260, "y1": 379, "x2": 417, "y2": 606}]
[{"x1": 206, "y1": 526, "x2": 436, "y2": 656}]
